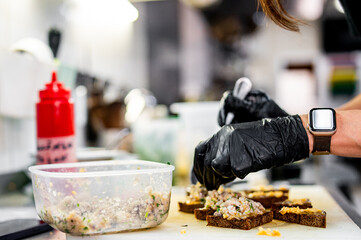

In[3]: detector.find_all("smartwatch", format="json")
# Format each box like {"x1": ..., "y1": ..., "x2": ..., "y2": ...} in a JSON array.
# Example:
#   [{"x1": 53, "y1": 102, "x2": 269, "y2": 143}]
[{"x1": 308, "y1": 108, "x2": 336, "y2": 155}]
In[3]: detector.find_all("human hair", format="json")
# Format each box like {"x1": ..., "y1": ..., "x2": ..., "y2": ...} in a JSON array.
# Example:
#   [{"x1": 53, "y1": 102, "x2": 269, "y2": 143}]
[{"x1": 258, "y1": 0, "x2": 303, "y2": 32}]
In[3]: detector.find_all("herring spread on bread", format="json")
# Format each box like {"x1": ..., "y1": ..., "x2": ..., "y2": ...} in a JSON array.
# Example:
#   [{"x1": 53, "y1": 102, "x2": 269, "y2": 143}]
[
  {"x1": 213, "y1": 197, "x2": 266, "y2": 220},
  {"x1": 179, "y1": 182, "x2": 208, "y2": 213},
  {"x1": 204, "y1": 186, "x2": 243, "y2": 211},
  {"x1": 185, "y1": 182, "x2": 208, "y2": 204}
]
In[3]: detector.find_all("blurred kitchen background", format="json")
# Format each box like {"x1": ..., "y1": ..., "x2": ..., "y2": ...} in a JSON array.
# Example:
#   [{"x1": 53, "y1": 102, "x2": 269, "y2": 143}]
[{"x1": 1, "y1": 0, "x2": 361, "y2": 215}]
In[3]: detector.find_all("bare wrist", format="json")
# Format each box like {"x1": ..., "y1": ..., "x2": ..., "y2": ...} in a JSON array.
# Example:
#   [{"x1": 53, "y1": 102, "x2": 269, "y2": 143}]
[{"x1": 300, "y1": 114, "x2": 313, "y2": 153}]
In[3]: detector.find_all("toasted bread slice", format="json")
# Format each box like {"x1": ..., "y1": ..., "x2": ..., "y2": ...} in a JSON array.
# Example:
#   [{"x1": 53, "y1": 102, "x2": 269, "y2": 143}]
[
  {"x1": 194, "y1": 187, "x2": 243, "y2": 220},
  {"x1": 206, "y1": 211, "x2": 273, "y2": 230},
  {"x1": 271, "y1": 199, "x2": 312, "y2": 220},
  {"x1": 179, "y1": 183, "x2": 207, "y2": 213},
  {"x1": 276, "y1": 207, "x2": 326, "y2": 228},
  {"x1": 247, "y1": 191, "x2": 289, "y2": 208},
  {"x1": 178, "y1": 202, "x2": 204, "y2": 213},
  {"x1": 249, "y1": 195, "x2": 288, "y2": 208}
]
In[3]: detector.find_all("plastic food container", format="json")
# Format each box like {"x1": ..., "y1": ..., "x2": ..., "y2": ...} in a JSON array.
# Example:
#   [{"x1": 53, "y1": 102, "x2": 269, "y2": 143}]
[{"x1": 29, "y1": 160, "x2": 175, "y2": 236}]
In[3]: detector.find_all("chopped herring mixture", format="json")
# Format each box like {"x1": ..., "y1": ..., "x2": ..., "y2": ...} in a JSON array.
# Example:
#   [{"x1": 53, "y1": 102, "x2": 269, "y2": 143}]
[
  {"x1": 213, "y1": 197, "x2": 265, "y2": 220},
  {"x1": 39, "y1": 186, "x2": 170, "y2": 236},
  {"x1": 185, "y1": 182, "x2": 208, "y2": 204},
  {"x1": 204, "y1": 185, "x2": 242, "y2": 211}
]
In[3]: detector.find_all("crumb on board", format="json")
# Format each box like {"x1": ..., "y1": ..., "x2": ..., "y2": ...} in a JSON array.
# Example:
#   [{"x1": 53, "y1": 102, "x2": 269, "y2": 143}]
[
  {"x1": 180, "y1": 229, "x2": 186, "y2": 234},
  {"x1": 257, "y1": 227, "x2": 281, "y2": 237}
]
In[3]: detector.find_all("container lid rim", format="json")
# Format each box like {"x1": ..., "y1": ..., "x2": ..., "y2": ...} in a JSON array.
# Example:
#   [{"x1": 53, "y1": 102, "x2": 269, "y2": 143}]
[{"x1": 28, "y1": 159, "x2": 175, "y2": 178}]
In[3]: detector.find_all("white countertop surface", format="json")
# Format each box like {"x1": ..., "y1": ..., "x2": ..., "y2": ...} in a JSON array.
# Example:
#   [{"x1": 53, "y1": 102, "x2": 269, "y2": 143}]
[{"x1": 26, "y1": 185, "x2": 361, "y2": 240}]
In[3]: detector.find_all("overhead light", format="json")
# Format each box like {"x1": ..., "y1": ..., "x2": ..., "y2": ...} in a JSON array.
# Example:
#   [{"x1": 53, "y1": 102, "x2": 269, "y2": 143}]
[{"x1": 295, "y1": 0, "x2": 325, "y2": 21}]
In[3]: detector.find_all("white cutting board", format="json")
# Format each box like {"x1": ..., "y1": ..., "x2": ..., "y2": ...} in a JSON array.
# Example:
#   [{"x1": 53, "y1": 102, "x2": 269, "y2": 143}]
[{"x1": 67, "y1": 185, "x2": 361, "y2": 240}]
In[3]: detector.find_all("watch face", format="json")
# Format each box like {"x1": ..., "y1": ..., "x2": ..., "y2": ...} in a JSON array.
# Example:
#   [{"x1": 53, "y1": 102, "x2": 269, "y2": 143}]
[{"x1": 309, "y1": 108, "x2": 336, "y2": 132}]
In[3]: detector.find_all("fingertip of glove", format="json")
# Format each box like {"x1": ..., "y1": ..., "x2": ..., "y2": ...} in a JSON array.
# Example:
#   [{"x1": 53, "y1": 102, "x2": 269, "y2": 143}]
[
  {"x1": 205, "y1": 181, "x2": 219, "y2": 191},
  {"x1": 233, "y1": 169, "x2": 247, "y2": 180},
  {"x1": 211, "y1": 158, "x2": 236, "y2": 179}
]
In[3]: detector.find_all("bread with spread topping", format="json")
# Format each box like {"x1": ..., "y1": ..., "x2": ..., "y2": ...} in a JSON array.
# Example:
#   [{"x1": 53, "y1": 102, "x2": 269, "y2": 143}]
[
  {"x1": 247, "y1": 190, "x2": 289, "y2": 208},
  {"x1": 244, "y1": 185, "x2": 289, "y2": 194},
  {"x1": 179, "y1": 183, "x2": 207, "y2": 213},
  {"x1": 194, "y1": 186, "x2": 243, "y2": 220},
  {"x1": 206, "y1": 196, "x2": 272, "y2": 230},
  {"x1": 271, "y1": 198, "x2": 312, "y2": 220},
  {"x1": 275, "y1": 207, "x2": 326, "y2": 228},
  {"x1": 207, "y1": 211, "x2": 273, "y2": 230}
]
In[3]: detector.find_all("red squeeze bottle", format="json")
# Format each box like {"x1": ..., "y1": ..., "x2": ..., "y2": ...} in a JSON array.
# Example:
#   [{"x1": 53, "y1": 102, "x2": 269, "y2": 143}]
[{"x1": 36, "y1": 72, "x2": 77, "y2": 164}]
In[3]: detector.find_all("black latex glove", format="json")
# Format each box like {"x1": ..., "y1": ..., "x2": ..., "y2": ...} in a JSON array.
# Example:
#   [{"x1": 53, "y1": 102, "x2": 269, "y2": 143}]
[
  {"x1": 193, "y1": 115, "x2": 309, "y2": 190},
  {"x1": 218, "y1": 90, "x2": 289, "y2": 127}
]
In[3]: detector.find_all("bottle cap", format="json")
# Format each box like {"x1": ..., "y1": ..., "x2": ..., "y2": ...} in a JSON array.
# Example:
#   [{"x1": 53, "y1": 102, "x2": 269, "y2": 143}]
[
  {"x1": 36, "y1": 71, "x2": 74, "y2": 138},
  {"x1": 39, "y1": 72, "x2": 70, "y2": 100}
]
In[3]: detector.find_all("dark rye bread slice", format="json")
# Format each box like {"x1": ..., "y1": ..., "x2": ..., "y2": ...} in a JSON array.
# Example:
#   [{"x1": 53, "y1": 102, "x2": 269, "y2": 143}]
[
  {"x1": 178, "y1": 202, "x2": 204, "y2": 213},
  {"x1": 206, "y1": 211, "x2": 273, "y2": 230},
  {"x1": 248, "y1": 195, "x2": 288, "y2": 208},
  {"x1": 194, "y1": 208, "x2": 215, "y2": 220},
  {"x1": 271, "y1": 200, "x2": 313, "y2": 220},
  {"x1": 275, "y1": 210, "x2": 326, "y2": 228}
]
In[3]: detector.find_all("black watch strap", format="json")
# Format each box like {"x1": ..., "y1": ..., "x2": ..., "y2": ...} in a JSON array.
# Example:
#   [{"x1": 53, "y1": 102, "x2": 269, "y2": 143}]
[{"x1": 312, "y1": 136, "x2": 331, "y2": 155}]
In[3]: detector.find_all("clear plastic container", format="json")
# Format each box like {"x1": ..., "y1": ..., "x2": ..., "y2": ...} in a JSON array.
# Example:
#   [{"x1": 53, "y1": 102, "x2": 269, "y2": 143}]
[{"x1": 28, "y1": 160, "x2": 175, "y2": 236}]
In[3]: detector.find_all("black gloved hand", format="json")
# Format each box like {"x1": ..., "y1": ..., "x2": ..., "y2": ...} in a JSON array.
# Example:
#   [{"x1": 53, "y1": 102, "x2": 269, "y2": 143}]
[
  {"x1": 193, "y1": 115, "x2": 309, "y2": 190},
  {"x1": 218, "y1": 90, "x2": 289, "y2": 127}
]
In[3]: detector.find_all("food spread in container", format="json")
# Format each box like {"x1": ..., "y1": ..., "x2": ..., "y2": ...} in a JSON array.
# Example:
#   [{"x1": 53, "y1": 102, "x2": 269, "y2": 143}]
[{"x1": 29, "y1": 160, "x2": 175, "y2": 236}]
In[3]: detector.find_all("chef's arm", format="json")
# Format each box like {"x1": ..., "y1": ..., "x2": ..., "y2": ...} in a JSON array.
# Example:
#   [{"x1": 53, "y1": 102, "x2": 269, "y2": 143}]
[
  {"x1": 338, "y1": 93, "x2": 361, "y2": 110},
  {"x1": 300, "y1": 110, "x2": 361, "y2": 157}
]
